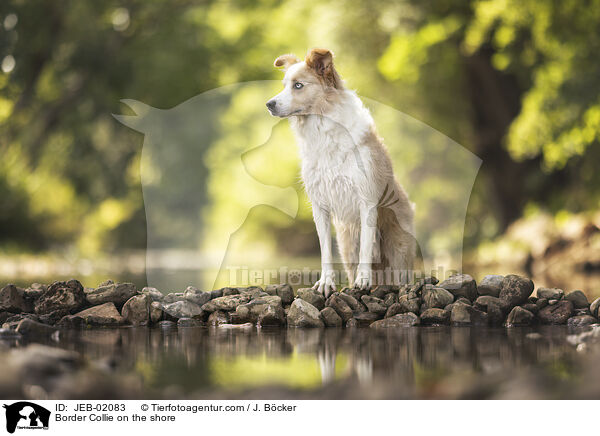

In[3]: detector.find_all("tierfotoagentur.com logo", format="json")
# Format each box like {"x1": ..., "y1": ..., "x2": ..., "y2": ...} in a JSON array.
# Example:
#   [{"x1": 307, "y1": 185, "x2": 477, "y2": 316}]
[{"x1": 2, "y1": 402, "x2": 50, "y2": 434}]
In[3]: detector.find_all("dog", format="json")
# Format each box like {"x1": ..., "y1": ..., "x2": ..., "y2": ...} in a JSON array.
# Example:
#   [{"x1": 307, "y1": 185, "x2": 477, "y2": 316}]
[{"x1": 267, "y1": 48, "x2": 415, "y2": 295}]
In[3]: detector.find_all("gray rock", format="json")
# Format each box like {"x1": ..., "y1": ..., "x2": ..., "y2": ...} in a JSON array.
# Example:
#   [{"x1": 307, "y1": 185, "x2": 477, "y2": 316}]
[
  {"x1": 537, "y1": 287, "x2": 564, "y2": 300},
  {"x1": 287, "y1": 299, "x2": 324, "y2": 328},
  {"x1": 210, "y1": 289, "x2": 224, "y2": 299},
  {"x1": 548, "y1": 299, "x2": 559, "y2": 305},
  {"x1": 521, "y1": 303, "x2": 539, "y2": 314},
  {"x1": 265, "y1": 284, "x2": 294, "y2": 305},
  {"x1": 15, "y1": 318, "x2": 58, "y2": 337},
  {"x1": 505, "y1": 306, "x2": 535, "y2": 326},
  {"x1": 141, "y1": 287, "x2": 164, "y2": 302},
  {"x1": 346, "y1": 318, "x2": 359, "y2": 328},
  {"x1": 450, "y1": 304, "x2": 488, "y2": 326},
  {"x1": 536, "y1": 298, "x2": 549, "y2": 310},
  {"x1": 591, "y1": 297, "x2": 600, "y2": 318},
  {"x1": 499, "y1": 274, "x2": 534, "y2": 307},
  {"x1": 538, "y1": 300, "x2": 574, "y2": 325},
  {"x1": 439, "y1": 274, "x2": 477, "y2": 301},
  {"x1": 34, "y1": 280, "x2": 85, "y2": 315},
  {"x1": 360, "y1": 295, "x2": 388, "y2": 315},
  {"x1": 121, "y1": 294, "x2": 150, "y2": 326},
  {"x1": 352, "y1": 312, "x2": 382, "y2": 326},
  {"x1": 257, "y1": 304, "x2": 286, "y2": 327},
  {"x1": 370, "y1": 285, "x2": 396, "y2": 299},
  {"x1": 150, "y1": 301, "x2": 163, "y2": 323},
  {"x1": 85, "y1": 282, "x2": 137, "y2": 308},
  {"x1": 477, "y1": 275, "x2": 504, "y2": 297},
  {"x1": 337, "y1": 293, "x2": 364, "y2": 313},
  {"x1": 567, "y1": 315, "x2": 597, "y2": 327},
  {"x1": 383, "y1": 293, "x2": 398, "y2": 307},
  {"x1": 70, "y1": 302, "x2": 124, "y2": 326},
  {"x1": 385, "y1": 303, "x2": 406, "y2": 318},
  {"x1": 177, "y1": 317, "x2": 203, "y2": 327},
  {"x1": 23, "y1": 283, "x2": 47, "y2": 301},
  {"x1": 38, "y1": 309, "x2": 70, "y2": 325},
  {"x1": 162, "y1": 293, "x2": 186, "y2": 304},
  {"x1": 422, "y1": 286, "x2": 454, "y2": 309},
  {"x1": 0, "y1": 284, "x2": 30, "y2": 313},
  {"x1": 221, "y1": 287, "x2": 240, "y2": 296},
  {"x1": 565, "y1": 290, "x2": 589, "y2": 309},
  {"x1": 201, "y1": 294, "x2": 251, "y2": 312},
  {"x1": 473, "y1": 296, "x2": 510, "y2": 313},
  {"x1": 398, "y1": 293, "x2": 420, "y2": 314},
  {"x1": 420, "y1": 308, "x2": 450, "y2": 325},
  {"x1": 370, "y1": 313, "x2": 420, "y2": 328},
  {"x1": 158, "y1": 320, "x2": 176, "y2": 328},
  {"x1": 296, "y1": 288, "x2": 325, "y2": 311},
  {"x1": 234, "y1": 296, "x2": 283, "y2": 323},
  {"x1": 183, "y1": 287, "x2": 211, "y2": 307},
  {"x1": 163, "y1": 300, "x2": 203, "y2": 319},
  {"x1": 342, "y1": 287, "x2": 368, "y2": 302},
  {"x1": 238, "y1": 286, "x2": 266, "y2": 300},
  {"x1": 207, "y1": 310, "x2": 230, "y2": 326},
  {"x1": 327, "y1": 295, "x2": 354, "y2": 321}
]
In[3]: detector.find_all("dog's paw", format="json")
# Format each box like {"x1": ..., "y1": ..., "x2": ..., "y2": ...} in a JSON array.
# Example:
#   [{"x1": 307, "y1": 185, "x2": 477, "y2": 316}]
[
  {"x1": 353, "y1": 267, "x2": 372, "y2": 290},
  {"x1": 313, "y1": 272, "x2": 336, "y2": 298}
]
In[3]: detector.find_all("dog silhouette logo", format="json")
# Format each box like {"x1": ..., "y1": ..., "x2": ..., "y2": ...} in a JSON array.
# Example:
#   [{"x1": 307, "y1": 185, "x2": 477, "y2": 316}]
[{"x1": 3, "y1": 402, "x2": 50, "y2": 433}]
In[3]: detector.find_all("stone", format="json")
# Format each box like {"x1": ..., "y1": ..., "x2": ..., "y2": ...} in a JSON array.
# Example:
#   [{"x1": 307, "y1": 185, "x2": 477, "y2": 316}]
[
  {"x1": 327, "y1": 295, "x2": 354, "y2": 321},
  {"x1": 565, "y1": 290, "x2": 589, "y2": 309},
  {"x1": 201, "y1": 294, "x2": 251, "y2": 312},
  {"x1": 383, "y1": 293, "x2": 398, "y2": 307},
  {"x1": 234, "y1": 296, "x2": 283, "y2": 323},
  {"x1": 210, "y1": 289, "x2": 224, "y2": 299},
  {"x1": 257, "y1": 304, "x2": 286, "y2": 327},
  {"x1": 370, "y1": 313, "x2": 420, "y2": 328},
  {"x1": 177, "y1": 318, "x2": 203, "y2": 327},
  {"x1": 360, "y1": 295, "x2": 388, "y2": 315},
  {"x1": 398, "y1": 293, "x2": 420, "y2": 314},
  {"x1": 370, "y1": 285, "x2": 395, "y2": 299},
  {"x1": 121, "y1": 294, "x2": 150, "y2": 326},
  {"x1": 473, "y1": 296, "x2": 510, "y2": 313},
  {"x1": 218, "y1": 322, "x2": 255, "y2": 330},
  {"x1": 34, "y1": 280, "x2": 85, "y2": 315},
  {"x1": 420, "y1": 308, "x2": 450, "y2": 325},
  {"x1": 456, "y1": 297, "x2": 472, "y2": 305},
  {"x1": 38, "y1": 309, "x2": 70, "y2": 325},
  {"x1": 150, "y1": 301, "x2": 163, "y2": 323},
  {"x1": 499, "y1": 274, "x2": 534, "y2": 308},
  {"x1": 0, "y1": 328, "x2": 21, "y2": 339},
  {"x1": 591, "y1": 297, "x2": 600, "y2": 317},
  {"x1": 538, "y1": 300, "x2": 574, "y2": 325},
  {"x1": 337, "y1": 293, "x2": 364, "y2": 313},
  {"x1": 346, "y1": 318, "x2": 359, "y2": 328},
  {"x1": 0, "y1": 284, "x2": 30, "y2": 313},
  {"x1": 439, "y1": 274, "x2": 477, "y2": 301},
  {"x1": 23, "y1": 283, "x2": 47, "y2": 301},
  {"x1": 549, "y1": 299, "x2": 559, "y2": 305},
  {"x1": 70, "y1": 302, "x2": 124, "y2": 326},
  {"x1": 537, "y1": 287, "x2": 564, "y2": 300},
  {"x1": 162, "y1": 293, "x2": 186, "y2": 304},
  {"x1": 265, "y1": 284, "x2": 294, "y2": 305},
  {"x1": 2, "y1": 313, "x2": 39, "y2": 330},
  {"x1": 239, "y1": 286, "x2": 266, "y2": 300},
  {"x1": 477, "y1": 275, "x2": 504, "y2": 297},
  {"x1": 163, "y1": 300, "x2": 203, "y2": 319},
  {"x1": 352, "y1": 312, "x2": 382, "y2": 326},
  {"x1": 207, "y1": 310, "x2": 230, "y2": 326},
  {"x1": 8, "y1": 344, "x2": 81, "y2": 379},
  {"x1": 15, "y1": 318, "x2": 58, "y2": 337},
  {"x1": 505, "y1": 306, "x2": 535, "y2": 326},
  {"x1": 536, "y1": 298, "x2": 549, "y2": 310},
  {"x1": 567, "y1": 315, "x2": 597, "y2": 327},
  {"x1": 296, "y1": 288, "x2": 325, "y2": 311},
  {"x1": 521, "y1": 303, "x2": 539, "y2": 314},
  {"x1": 385, "y1": 303, "x2": 405, "y2": 318},
  {"x1": 183, "y1": 287, "x2": 211, "y2": 307},
  {"x1": 85, "y1": 282, "x2": 137, "y2": 308},
  {"x1": 342, "y1": 287, "x2": 368, "y2": 302},
  {"x1": 422, "y1": 286, "x2": 454, "y2": 309},
  {"x1": 287, "y1": 299, "x2": 324, "y2": 328},
  {"x1": 221, "y1": 287, "x2": 240, "y2": 296},
  {"x1": 450, "y1": 304, "x2": 488, "y2": 326},
  {"x1": 141, "y1": 287, "x2": 164, "y2": 302}
]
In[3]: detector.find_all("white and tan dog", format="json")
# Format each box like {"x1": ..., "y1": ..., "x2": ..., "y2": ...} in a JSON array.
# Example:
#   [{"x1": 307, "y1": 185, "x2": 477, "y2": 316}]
[{"x1": 267, "y1": 48, "x2": 415, "y2": 295}]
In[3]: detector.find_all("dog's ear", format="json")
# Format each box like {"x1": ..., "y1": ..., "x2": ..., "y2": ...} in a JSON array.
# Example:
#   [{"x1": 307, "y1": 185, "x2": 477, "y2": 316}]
[
  {"x1": 274, "y1": 54, "x2": 300, "y2": 72},
  {"x1": 305, "y1": 48, "x2": 341, "y2": 88}
]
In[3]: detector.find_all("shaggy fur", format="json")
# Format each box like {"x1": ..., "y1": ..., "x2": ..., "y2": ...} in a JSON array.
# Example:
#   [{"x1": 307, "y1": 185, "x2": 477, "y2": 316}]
[{"x1": 267, "y1": 48, "x2": 415, "y2": 294}]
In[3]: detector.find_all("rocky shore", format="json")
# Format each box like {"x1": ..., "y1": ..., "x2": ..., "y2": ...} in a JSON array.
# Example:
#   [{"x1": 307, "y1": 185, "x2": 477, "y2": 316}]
[{"x1": 1, "y1": 274, "x2": 599, "y2": 337}]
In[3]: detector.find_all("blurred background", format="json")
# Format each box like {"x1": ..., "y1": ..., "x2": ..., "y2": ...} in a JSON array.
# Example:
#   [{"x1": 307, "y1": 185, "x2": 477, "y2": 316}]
[{"x1": 1, "y1": 0, "x2": 599, "y2": 296}]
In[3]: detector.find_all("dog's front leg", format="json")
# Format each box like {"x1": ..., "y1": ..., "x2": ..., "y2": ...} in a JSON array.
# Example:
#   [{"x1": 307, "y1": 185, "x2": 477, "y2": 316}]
[
  {"x1": 355, "y1": 202, "x2": 376, "y2": 290},
  {"x1": 312, "y1": 205, "x2": 336, "y2": 297}
]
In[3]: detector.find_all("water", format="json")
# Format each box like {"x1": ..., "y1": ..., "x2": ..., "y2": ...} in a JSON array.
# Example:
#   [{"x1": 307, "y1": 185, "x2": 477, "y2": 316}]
[{"x1": 19, "y1": 325, "x2": 596, "y2": 399}]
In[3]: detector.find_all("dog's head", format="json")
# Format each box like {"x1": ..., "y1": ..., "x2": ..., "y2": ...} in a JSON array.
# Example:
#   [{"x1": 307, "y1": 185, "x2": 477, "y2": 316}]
[{"x1": 266, "y1": 48, "x2": 342, "y2": 118}]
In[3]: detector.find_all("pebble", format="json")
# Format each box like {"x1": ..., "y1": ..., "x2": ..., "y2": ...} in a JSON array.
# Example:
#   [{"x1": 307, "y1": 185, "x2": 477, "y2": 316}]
[
  {"x1": 287, "y1": 299, "x2": 324, "y2": 328},
  {"x1": 499, "y1": 274, "x2": 534, "y2": 308},
  {"x1": 477, "y1": 275, "x2": 504, "y2": 297}
]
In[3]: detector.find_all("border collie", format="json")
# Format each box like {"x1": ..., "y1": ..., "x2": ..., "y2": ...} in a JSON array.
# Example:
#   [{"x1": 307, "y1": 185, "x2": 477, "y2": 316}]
[{"x1": 267, "y1": 48, "x2": 415, "y2": 296}]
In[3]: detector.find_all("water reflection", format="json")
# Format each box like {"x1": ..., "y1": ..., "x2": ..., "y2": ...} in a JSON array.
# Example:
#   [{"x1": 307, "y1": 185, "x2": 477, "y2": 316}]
[{"x1": 23, "y1": 325, "x2": 585, "y2": 398}]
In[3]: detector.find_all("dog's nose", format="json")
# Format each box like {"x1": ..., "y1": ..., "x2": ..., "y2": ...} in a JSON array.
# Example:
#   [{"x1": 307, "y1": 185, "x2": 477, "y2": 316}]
[{"x1": 266, "y1": 100, "x2": 276, "y2": 111}]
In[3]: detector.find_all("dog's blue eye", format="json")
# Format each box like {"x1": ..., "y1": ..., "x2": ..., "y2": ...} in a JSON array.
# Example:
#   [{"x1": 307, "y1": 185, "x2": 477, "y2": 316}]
[{"x1": 294, "y1": 82, "x2": 304, "y2": 89}]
